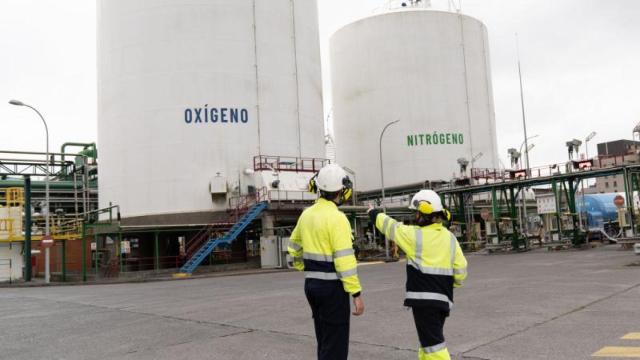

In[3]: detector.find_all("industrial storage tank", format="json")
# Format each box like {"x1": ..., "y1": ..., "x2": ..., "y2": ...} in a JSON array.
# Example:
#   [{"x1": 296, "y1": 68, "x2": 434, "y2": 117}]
[
  {"x1": 330, "y1": 7, "x2": 499, "y2": 192},
  {"x1": 97, "y1": 0, "x2": 324, "y2": 218}
]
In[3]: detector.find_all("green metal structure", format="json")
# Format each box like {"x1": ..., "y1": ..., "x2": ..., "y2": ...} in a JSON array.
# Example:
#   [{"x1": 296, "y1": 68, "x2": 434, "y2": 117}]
[{"x1": 438, "y1": 164, "x2": 640, "y2": 249}]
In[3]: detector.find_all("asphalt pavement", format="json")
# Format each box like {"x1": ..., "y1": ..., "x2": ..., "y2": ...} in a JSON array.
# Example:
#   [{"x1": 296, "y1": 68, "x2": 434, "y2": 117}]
[{"x1": 1, "y1": 245, "x2": 639, "y2": 359}]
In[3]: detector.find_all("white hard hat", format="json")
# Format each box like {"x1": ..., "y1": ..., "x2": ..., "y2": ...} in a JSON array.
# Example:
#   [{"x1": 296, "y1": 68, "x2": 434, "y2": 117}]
[
  {"x1": 409, "y1": 190, "x2": 443, "y2": 213},
  {"x1": 316, "y1": 164, "x2": 349, "y2": 192}
]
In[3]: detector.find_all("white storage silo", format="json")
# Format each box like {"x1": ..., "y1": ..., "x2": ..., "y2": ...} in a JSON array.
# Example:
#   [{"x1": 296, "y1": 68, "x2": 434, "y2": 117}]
[
  {"x1": 97, "y1": 0, "x2": 324, "y2": 218},
  {"x1": 330, "y1": 9, "x2": 499, "y2": 191}
]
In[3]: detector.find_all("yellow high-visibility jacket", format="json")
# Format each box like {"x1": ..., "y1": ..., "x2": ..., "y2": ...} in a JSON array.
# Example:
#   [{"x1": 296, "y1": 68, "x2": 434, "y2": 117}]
[
  {"x1": 375, "y1": 212, "x2": 467, "y2": 310},
  {"x1": 288, "y1": 198, "x2": 362, "y2": 296}
]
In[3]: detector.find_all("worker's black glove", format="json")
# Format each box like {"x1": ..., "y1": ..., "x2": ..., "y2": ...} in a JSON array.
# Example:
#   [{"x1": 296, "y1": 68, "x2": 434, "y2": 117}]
[{"x1": 367, "y1": 204, "x2": 381, "y2": 223}]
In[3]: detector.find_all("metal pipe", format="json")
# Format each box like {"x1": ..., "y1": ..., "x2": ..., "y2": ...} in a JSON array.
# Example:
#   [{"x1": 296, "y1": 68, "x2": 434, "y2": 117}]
[
  {"x1": 154, "y1": 232, "x2": 160, "y2": 272},
  {"x1": 62, "y1": 240, "x2": 66, "y2": 282},
  {"x1": 81, "y1": 222, "x2": 87, "y2": 282},
  {"x1": 60, "y1": 142, "x2": 96, "y2": 176},
  {"x1": 577, "y1": 179, "x2": 585, "y2": 230},
  {"x1": 82, "y1": 168, "x2": 88, "y2": 217},
  {"x1": 61, "y1": 142, "x2": 96, "y2": 160},
  {"x1": 73, "y1": 174, "x2": 79, "y2": 223},
  {"x1": 0, "y1": 179, "x2": 88, "y2": 189},
  {"x1": 581, "y1": 133, "x2": 598, "y2": 230},
  {"x1": 94, "y1": 232, "x2": 99, "y2": 278},
  {"x1": 24, "y1": 176, "x2": 32, "y2": 282},
  {"x1": 118, "y1": 232, "x2": 124, "y2": 274},
  {"x1": 45, "y1": 247, "x2": 50, "y2": 284},
  {"x1": 623, "y1": 168, "x2": 635, "y2": 236}
]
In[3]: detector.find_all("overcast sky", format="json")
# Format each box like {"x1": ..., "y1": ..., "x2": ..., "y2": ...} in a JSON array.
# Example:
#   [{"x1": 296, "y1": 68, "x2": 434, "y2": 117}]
[{"x1": 2, "y1": 0, "x2": 639, "y2": 167}]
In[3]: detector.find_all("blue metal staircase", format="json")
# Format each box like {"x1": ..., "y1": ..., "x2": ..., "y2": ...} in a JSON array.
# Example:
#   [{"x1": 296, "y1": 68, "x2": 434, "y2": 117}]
[{"x1": 177, "y1": 201, "x2": 268, "y2": 275}]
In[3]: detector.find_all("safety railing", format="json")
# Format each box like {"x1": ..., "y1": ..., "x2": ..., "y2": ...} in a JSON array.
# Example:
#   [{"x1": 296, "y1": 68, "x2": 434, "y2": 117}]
[
  {"x1": 253, "y1": 155, "x2": 329, "y2": 173},
  {"x1": 0, "y1": 219, "x2": 13, "y2": 235},
  {"x1": 230, "y1": 188, "x2": 317, "y2": 207},
  {"x1": 593, "y1": 154, "x2": 640, "y2": 168},
  {"x1": 228, "y1": 187, "x2": 269, "y2": 220},
  {"x1": 0, "y1": 218, "x2": 22, "y2": 241},
  {"x1": 185, "y1": 226, "x2": 216, "y2": 257},
  {"x1": 120, "y1": 256, "x2": 183, "y2": 273},
  {"x1": 266, "y1": 189, "x2": 317, "y2": 203},
  {"x1": 119, "y1": 250, "x2": 247, "y2": 273},
  {"x1": 470, "y1": 168, "x2": 508, "y2": 181},
  {"x1": 184, "y1": 188, "x2": 269, "y2": 258},
  {"x1": 471, "y1": 154, "x2": 640, "y2": 184},
  {"x1": 52, "y1": 218, "x2": 83, "y2": 239},
  {"x1": 182, "y1": 188, "x2": 268, "y2": 259},
  {"x1": 19, "y1": 216, "x2": 83, "y2": 240},
  {"x1": 184, "y1": 224, "x2": 235, "y2": 258},
  {"x1": 0, "y1": 187, "x2": 24, "y2": 207},
  {"x1": 471, "y1": 163, "x2": 592, "y2": 184}
]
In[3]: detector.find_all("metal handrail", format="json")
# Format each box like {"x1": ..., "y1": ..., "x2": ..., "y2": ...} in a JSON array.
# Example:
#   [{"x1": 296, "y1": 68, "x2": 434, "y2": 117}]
[
  {"x1": 0, "y1": 188, "x2": 24, "y2": 207},
  {"x1": 184, "y1": 223, "x2": 237, "y2": 257},
  {"x1": 0, "y1": 149, "x2": 84, "y2": 157},
  {"x1": 266, "y1": 189, "x2": 316, "y2": 202},
  {"x1": 470, "y1": 154, "x2": 640, "y2": 184},
  {"x1": 229, "y1": 187, "x2": 269, "y2": 210},
  {"x1": 185, "y1": 225, "x2": 216, "y2": 256},
  {"x1": 253, "y1": 155, "x2": 329, "y2": 173},
  {"x1": 0, "y1": 219, "x2": 13, "y2": 234},
  {"x1": 120, "y1": 250, "x2": 247, "y2": 273},
  {"x1": 186, "y1": 189, "x2": 269, "y2": 257}
]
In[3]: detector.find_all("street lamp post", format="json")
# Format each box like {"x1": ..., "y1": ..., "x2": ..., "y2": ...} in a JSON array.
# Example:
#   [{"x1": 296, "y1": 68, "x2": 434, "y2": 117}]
[
  {"x1": 585, "y1": 131, "x2": 597, "y2": 159},
  {"x1": 515, "y1": 134, "x2": 538, "y2": 236},
  {"x1": 470, "y1": 152, "x2": 483, "y2": 170},
  {"x1": 518, "y1": 134, "x2": 539, "y2": 168},
  {"x1": 518, "y1": 143, "x2": 535, "y2": 234},
  {"x1": 580, "y1": 132, "x2": 597, "y2": 231},
  {"x1": 9, "y1": 100, "x2": 51, "y2": 284},
  {"x1": 516, "y1": 34, "x2": 536, "y2": 239},
  {"x1": 516, "y1": 34, "x2": 532, "y2": 177},
  {"x1": 379, "y1": 119, "x2": 400, "y2": 261}
]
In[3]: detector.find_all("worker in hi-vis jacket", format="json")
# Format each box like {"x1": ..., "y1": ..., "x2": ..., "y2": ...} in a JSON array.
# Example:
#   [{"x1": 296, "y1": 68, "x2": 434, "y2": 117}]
[
  {"x1": 368, "y1": 189, "x2": 467, "y2": 360},
  {"x1": 288, "y1": 164, "x2": 364, "y2": 360}
]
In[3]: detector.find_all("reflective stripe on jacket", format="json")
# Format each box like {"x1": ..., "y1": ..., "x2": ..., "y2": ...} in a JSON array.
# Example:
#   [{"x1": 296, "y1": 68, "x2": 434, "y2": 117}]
[
  {"x1": 287, "y1": 198, "x2": 362, "y2": 295},
  {"x1": 375, "y1": 213, "x2": 467, "y2": 310}
]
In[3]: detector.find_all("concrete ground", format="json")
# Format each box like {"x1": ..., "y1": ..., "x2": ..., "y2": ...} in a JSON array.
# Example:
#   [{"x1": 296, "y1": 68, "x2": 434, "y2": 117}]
[{"x1": 1, "y1": 245, "x2": 639, "y2": 360}]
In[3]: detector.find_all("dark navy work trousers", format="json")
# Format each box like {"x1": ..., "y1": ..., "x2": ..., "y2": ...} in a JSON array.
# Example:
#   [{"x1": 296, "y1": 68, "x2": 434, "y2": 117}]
[
  {"x1": 412, "y1": 306, "x2": 449, "y2": 351},
  {"x1": 305, "y1": 279, "x2": 350, "y2": 360}
]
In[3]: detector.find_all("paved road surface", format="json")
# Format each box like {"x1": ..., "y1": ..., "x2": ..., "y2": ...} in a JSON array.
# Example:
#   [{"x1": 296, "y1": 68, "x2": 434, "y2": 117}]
[{"x1": 1, "y1": 245, "x2": 639, "y2": 359}]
